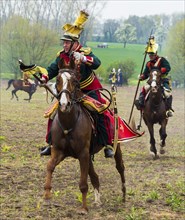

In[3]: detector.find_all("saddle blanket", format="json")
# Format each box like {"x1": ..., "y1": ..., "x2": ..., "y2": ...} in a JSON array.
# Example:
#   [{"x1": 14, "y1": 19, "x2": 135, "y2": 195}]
[
  {"x1": 104, "y1": 110, "x2": 144, "y2": 143},
  {"x1": 44, "y1": 100, "x2": 143, "y2": 142}
]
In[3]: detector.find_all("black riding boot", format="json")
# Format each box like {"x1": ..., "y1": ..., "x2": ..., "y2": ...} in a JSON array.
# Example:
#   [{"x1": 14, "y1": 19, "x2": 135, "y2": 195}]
[
  {"x1": 135, "y1": 92, "x2": 145, "y2": 110},
  {"x1": 40, "y1": 145, "x2": 51, "y2": 156},
  {"x1": 166, "y1": 95, "x2": 173, "y2": 117},
  {"x1": 104, "y1": 145, "x2": 114, "y2": 158}
]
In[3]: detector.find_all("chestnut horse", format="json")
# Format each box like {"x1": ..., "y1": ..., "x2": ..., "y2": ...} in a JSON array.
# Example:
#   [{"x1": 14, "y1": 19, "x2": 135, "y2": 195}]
[
  {"x1": 44, "y1": 60, "x2": 126, "y2": 214},
  {"x1": 143, "y1": 69, "x2": 168, "y2": 159},
  {"x1": 6, "y1": 79, "x2": 38, "y2": 102}
]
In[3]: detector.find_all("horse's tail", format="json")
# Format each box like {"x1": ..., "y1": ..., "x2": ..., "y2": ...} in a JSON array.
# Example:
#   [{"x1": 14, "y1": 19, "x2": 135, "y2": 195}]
[{"x1": 6, "y1": 79, "x2": 14, "y2": 90}]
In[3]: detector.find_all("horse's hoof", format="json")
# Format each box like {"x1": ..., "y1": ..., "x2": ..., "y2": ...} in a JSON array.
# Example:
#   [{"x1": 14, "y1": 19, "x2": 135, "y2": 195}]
[
  {"x1": 150, "y1": 151, "x2": 159, "y2": 160},
  {"x1": 122, "y1": 196, "x2": 126, "y2": 203},
  {"x1": 93, "y1": 200, "x2": 102, "y2": 207},
  {"x1": 44, "y1": 191, "x2": 52, "y2": 200},
  {"x1": 160, "y1": 148, "x2": 165, "y2": 154},
  {"x1": 150, "y1": 151, "x2": 155, "y2": 157},
  {"x1": 153, "y1": 154, "x2": 160, "y2": 160},
  {"x1": 77, "y1": 207, "x2": 88, "y2": 215}
]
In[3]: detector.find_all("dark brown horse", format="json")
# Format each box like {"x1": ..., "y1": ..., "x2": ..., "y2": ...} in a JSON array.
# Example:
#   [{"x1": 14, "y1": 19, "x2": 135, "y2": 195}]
[
  {"x1": 6, "y1": 79, "x2": 38, "y2": 101},
  {"x1": 44, "y1": 61, "x2": 126, "y2": 214},
  {"x1": 143, "y1": 69, "x2": 168, "y2": 159}
]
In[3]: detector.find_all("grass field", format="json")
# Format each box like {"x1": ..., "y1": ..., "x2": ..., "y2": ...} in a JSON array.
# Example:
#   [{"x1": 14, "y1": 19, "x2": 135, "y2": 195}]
[
  {"x1": 1, "y1": 41, "x2": 158, "y2": 85},
  {"x1": 1, "y1": 80, "x2": 184, "y2": 220}
]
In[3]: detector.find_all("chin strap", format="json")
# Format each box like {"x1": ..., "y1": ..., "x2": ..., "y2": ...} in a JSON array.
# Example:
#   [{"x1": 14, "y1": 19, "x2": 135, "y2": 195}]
[{"x1": 68, "y1": 41, "x2": 75, "y2": 57}]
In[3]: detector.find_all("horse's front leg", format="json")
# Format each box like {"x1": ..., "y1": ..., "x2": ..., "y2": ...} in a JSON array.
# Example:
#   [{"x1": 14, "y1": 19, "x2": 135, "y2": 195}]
[
  {"x1": 88, "y1": 158, "x2": 101, "y2": 205},
  {"x1": 28, "y1": 92, "x2": 33, "y2": 102},
  {"x1": 114, "y1": 143, "x2": 126, "y2": 202},
  {"x1": 159, "y1": 120, "x2": 168, "y2": 154},
  {"x1": 11, "y1": 90, "x2": 18, "y2": 101},
  {"x1": 78, "y1": 150, "x2": 89, "y2": 215},
  {"x1": 44, "y1": 148, "x2": 64, "y2": 199},
  {"x1": 14, "y1": 90, "x2": 19, "y2": 101},
  {"x1": 147, "y1": 124, "x2": 159, "y2": 159}
]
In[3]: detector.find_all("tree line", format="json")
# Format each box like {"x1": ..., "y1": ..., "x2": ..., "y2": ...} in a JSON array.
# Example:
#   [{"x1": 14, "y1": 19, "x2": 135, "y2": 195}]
[{"x1": 0, "y1": 0, "x2": 184, "y2": 85}]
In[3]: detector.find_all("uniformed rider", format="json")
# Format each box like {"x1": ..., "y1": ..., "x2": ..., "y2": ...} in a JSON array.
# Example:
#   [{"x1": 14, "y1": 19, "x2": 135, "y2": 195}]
[
  {"x1": 135, "y1": 37, "x2": 173, "y2": 117},
  {"x1": 21, "y1": 10, "x2": 114, "y2": 158}
]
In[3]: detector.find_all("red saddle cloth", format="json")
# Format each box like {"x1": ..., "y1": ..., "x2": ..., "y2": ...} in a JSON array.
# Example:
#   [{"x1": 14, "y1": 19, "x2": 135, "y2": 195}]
[{"x1": 104, "y1": 110, "x2": 144, "y2": 143}]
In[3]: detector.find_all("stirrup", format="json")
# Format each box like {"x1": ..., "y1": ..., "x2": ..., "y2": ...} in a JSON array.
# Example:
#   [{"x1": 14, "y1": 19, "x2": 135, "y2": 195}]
[
  {"x1": 40, "y1": 145, "x2": 51, "y2": 156},
  {"x1": 104, "y1": 145, "x2": 114, "y2": 158},
  {"x1": 166, "y1": 110, "x2": 173, "y2": 118}
]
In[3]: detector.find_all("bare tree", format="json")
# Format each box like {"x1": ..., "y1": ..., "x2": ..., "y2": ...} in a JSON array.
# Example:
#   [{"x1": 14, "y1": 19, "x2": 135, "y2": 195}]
[
  {"x1": 103, "y1": 19, "x2": 120, "y2": 42},
  {"x1": 0, "y1": 0, "x2": 106, "y2": 39},
  {"x1": 1, "y1": 15, "x2": 58, "y2": 75}
]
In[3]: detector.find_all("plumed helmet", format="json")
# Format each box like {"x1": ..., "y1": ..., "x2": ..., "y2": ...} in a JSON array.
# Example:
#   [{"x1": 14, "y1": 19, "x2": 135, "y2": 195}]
[
  {"x1": 61, "y1": 10, "x2": 89, "y2": 42},
  {"x1": 146, "y1": 36, "x2": 158, "y2": 54}
]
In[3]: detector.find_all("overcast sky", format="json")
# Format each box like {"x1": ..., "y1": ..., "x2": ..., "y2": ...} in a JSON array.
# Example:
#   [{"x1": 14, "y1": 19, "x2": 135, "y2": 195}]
[{"x1": 101, "y1": 0, "x2": 184, "y2": 20}]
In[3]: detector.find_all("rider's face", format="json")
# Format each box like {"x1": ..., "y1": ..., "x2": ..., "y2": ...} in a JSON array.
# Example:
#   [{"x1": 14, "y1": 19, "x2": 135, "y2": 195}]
[
  {"x1": 149, "y1": 53, "x2": 157, "y2": 61},
  {"x1": 63, "y1": 40, "x2": 72, "y2": 53}
]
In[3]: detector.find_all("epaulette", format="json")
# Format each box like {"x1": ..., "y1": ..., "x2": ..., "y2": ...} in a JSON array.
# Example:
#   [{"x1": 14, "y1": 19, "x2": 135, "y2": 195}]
[
  {"x1": 56, "y1": 49, "x2": 64, "y2": 57},
  {"x1": 80, "y1": 47, "x2": 92, "y2": 55}
]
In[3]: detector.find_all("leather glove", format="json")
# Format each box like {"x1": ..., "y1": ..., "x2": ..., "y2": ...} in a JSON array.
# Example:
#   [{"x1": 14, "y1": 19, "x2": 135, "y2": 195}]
[
  {"x1": 73, "y1": 52, "x2": 87, "y2": 62},
  {"x1": 138, "y1": 74, "x2": 145, "y2": 81},
  {"x1": 40, "y1": 74, "x2": 48, "y2": 84}
]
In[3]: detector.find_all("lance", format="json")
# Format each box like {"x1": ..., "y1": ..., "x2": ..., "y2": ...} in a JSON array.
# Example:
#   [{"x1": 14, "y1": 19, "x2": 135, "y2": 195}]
[
  {"x1": 111, "y1": 84, "x2": 119, "y2": 152},
  {"x1": 128, "y1": 30, "x2": 153, "y2": 124},
  {"x1": 18, "y1": 59, "x2": 57, "y2": 98}
]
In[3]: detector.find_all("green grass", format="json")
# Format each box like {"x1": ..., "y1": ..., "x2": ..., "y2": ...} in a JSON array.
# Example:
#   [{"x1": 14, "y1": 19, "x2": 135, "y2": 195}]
[
  {"x1": 0, "y1": 41, "x2": 166, "y2": 84},
  {"x1": 47, "y1": 41, "x2": 146, "y2": 75},
  {"x1": 87, "y1": 42, "x2": 145, "y2": 77}
]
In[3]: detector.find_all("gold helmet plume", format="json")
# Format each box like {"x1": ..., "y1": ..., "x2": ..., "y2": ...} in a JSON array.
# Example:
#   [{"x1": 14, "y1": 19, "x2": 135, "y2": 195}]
[
  {"x1": 146, "y1": 36, "x2": 158, "y2": 54},
  {"x1": 61, "y1": 10, "x2": 89, "y2": 41}
]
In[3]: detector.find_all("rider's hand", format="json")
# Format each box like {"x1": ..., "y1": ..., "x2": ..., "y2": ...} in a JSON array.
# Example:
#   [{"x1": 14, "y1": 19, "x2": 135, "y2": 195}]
[
  {"x1": 161, "y1": 67, "x2": 167, "y2": 74},
  {"x1": 138, "y1": 74, "x2": 145, "y2": 81},
  {"x1": 40, "y1": 75, "x2": 48, "y2": 84},
  {"x1": 73, "y1": 52, "x2": 87, "y2": 62}
]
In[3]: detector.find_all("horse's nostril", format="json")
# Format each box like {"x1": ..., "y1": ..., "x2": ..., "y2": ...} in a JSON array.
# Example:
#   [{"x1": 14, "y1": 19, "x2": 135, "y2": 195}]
[{"x1": 67, "y1": 101, "x2": 71, "y2": 107}]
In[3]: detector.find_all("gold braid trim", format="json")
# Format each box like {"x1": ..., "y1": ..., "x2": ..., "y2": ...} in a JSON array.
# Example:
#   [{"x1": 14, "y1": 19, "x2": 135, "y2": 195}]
[{"x1": 80, "y1": 72, "x2": 95, "y2": 89}]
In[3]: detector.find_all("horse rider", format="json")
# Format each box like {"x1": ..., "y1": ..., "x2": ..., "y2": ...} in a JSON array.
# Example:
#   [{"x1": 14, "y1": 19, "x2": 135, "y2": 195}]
[
  {"x1": 135, "y1": 37, "x2": 173, "y2": 117},
  {"x1": 21, "y1": 10, "x2": 114, "y2": 158},
  {"x1": 22, "y1": 70, "x2": 36, "y2": 93}
]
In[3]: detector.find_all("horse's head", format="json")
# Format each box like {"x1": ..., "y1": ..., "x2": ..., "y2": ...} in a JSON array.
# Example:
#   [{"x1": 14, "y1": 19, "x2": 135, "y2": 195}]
[
  {"x1": 149, "y1": 68, "x2": 162, "y2": 93},
  {"x1": 56, "y1": 68, "x2": 80, "y2": 113}
]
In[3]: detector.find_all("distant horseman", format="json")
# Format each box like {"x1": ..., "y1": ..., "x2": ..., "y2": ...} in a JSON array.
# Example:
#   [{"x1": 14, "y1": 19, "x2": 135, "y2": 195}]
[{"x1": 135, "y1": 36, "x2": 174, "y2": 117}]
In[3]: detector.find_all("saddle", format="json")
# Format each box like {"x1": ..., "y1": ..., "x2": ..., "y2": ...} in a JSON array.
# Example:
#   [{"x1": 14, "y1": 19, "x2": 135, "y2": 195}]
[
  {"x1": 44, "y1": 95, "x2": 110, "y2": 119},
  {"x1": 20, "y1": 79, "x2": 32, "y2": 87}
]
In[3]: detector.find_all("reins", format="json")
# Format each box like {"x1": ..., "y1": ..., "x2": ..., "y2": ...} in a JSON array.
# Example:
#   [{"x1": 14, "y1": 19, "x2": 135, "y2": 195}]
[
  {"x1": 148, "y1": 71, "x2": 164, "y2": 112},
  {"x1": 56, "y1": 106, "x2": 80, "y2": 136}
]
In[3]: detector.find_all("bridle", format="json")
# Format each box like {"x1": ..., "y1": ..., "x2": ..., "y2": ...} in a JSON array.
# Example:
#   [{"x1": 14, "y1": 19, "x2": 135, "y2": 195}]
[
  {"x1": 148, "y1": 69, "x2": 163, "y2": 109},
  {"x1": 55, "y1": 69, "x2": 81, "y2": 135},
  {"x1": 56, "y1": 69, "x2": 81, "y2": 112},
  {"x1": 149, "y1": 69, "x2": 161, "y2": 93}
]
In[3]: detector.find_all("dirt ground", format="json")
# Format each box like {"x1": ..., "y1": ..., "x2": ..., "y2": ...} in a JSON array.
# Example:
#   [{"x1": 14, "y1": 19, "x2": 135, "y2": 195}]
[{"x1": 0, "y1": 80, "x2": 184, "y2": 220}]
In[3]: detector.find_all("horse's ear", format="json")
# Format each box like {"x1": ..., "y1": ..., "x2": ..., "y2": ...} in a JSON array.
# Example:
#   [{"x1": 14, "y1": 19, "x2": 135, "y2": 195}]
[
  {"x1": 58, "y1": 58, "x2": 66, "y2": 69},
  {"x1": 69, "y1": 58, "x2": 76, "y2": 70}
]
